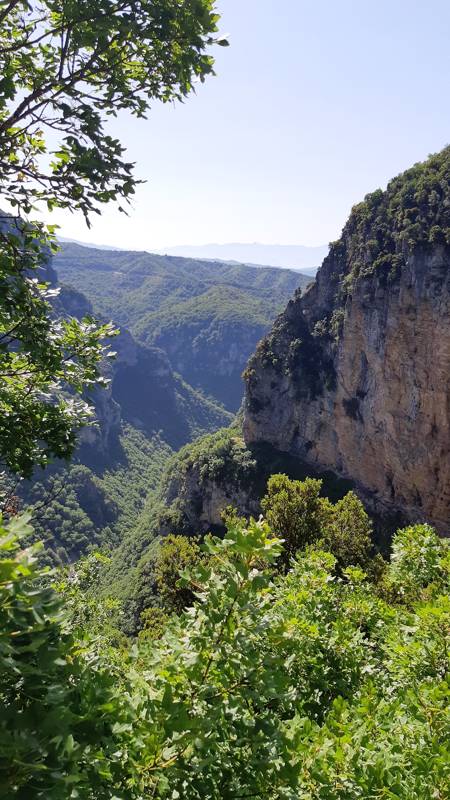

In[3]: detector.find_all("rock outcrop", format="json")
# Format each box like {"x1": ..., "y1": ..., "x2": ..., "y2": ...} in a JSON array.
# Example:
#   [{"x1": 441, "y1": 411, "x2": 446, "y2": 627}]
[
  {"x1": 156, "y1": 430, "x2": 261, "y2": 537},
  {"x1": 152, "y1": 428, "x2": 354, "y2": 541},
  {"x1": 244, "y1": 148, "x2": 450, "y2": 532}
]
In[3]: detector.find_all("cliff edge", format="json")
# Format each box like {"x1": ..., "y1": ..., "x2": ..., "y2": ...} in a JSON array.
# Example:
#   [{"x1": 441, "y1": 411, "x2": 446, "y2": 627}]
[{"x1": 244, "y1": 147, "x2": 450, "y2": 531}]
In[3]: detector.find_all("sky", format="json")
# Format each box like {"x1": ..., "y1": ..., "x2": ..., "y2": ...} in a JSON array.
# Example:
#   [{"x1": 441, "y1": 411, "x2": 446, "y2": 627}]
[{"x1": 52, "y1": 0, "x2": 450, "y2": 251}]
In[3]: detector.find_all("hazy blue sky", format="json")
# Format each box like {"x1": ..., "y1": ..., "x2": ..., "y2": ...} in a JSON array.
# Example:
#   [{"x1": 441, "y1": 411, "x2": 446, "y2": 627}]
[{"x1": 55, "y1": 0, "x2": 450, "y2": 250}]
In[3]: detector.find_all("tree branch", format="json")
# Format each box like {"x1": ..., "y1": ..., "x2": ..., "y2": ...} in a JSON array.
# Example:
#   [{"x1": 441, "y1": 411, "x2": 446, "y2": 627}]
[{"x1": 0, "y1": 0, "x2": 22, "y2": 26}]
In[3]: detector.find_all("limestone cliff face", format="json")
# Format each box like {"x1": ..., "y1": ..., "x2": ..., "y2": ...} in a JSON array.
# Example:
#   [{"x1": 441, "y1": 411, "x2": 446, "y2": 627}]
[{"x1": 244, "y1": 148, "x2": 450, "y2": 532}]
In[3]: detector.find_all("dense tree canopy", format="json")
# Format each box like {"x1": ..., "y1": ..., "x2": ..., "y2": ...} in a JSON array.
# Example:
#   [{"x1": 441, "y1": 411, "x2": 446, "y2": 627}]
[{"x1": 261, "y1": 474, "x2": 373, "y2": 572}]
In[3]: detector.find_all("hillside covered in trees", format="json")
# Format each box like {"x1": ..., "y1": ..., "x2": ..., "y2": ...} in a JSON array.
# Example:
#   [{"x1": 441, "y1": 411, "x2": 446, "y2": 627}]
[
  {"x1": 8, "y1": 250, "x2": 232, "y2": 565},
  {"x1": 16, "y1": 244, "x2": 311, "y2": 564},
  {"x1": 54, "y1": 243, "x2": 311, "y2": 410}
]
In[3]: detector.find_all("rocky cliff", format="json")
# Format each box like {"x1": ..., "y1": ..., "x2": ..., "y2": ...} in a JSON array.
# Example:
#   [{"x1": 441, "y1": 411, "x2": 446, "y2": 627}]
[
  {"x1": 149, "y1": 427, "x2": 353, "y2": 544},
  {"x1": 243, "y1": 147, "x2": 450, "y2": 532}
]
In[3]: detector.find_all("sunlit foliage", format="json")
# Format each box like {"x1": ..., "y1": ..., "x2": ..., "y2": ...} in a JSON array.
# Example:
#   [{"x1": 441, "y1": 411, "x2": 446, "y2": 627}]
[{"x1": 1, "y1": 512, "x2": 448, "y2": 798}]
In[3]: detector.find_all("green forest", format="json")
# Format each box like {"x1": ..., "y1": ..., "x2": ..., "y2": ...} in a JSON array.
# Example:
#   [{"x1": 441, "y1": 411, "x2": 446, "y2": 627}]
[
  {"x1": 0, "y1": 1, "x2": 449, "y2": 799},
  {"x1": 54, "y1": 243, "x2": 310, "y2": 410}
]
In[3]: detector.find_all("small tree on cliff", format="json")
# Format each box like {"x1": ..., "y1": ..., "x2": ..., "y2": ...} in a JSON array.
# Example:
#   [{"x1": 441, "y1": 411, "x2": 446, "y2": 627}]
[
  {"x1": 262, "y1": 474, "x2": 373, "y2": 571},
  {"x1": 0, "y1": 0, "x2": 225, "y2": 478},
  {"x1": 322, "y1": 490, "x2": 373, "y2": 571},
  {"x1": 261, "y1": 475, "x2": 332, "y2": 571},
  {"x1": 154, "y1": 534, "x2": 205, "y2": 614}
]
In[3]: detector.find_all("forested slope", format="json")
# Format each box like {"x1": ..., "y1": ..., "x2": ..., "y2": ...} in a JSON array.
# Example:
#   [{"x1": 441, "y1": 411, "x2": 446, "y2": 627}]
[
  {"x1": 54, "y1": 244, "x2": 311, "y2": 409},
  {"x1": 20, "y1": 242, "x2": 309, "y2": 563},
  {"x1": 18, "y1": 265, "x2": 232, "y2": 565}
]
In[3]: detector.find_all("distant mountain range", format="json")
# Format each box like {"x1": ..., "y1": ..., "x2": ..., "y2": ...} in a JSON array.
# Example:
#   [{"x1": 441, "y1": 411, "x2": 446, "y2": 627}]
[
  {"x1": 154, "y1": 243, "x2": 328, "y2": 272},
  {"x1": 59, "y1": 236, "x2": 125, "y2": 251},
  {"x1": 59, "y1": 238, "x2": 328, "y2": 273}
]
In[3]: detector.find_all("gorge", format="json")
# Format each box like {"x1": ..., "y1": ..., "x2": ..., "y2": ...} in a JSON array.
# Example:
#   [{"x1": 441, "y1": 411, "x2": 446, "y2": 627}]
[{"x1": 142, "y1": 147, "x2": 450, "y2": 548}]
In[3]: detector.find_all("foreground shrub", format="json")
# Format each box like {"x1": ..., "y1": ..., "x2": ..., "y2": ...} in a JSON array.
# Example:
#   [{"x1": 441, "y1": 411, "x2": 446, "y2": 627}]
[
  {"x1": 1, "y1": 514, "x2": 448, "y2": 798},
  {"x1": 0, "y1": 515, "x2": 151, "y2": 799}
]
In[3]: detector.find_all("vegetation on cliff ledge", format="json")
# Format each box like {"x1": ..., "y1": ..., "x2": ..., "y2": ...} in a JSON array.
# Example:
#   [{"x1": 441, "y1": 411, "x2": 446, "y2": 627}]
[{"x1": 339, "y1": 145, "x2": 450, "y2": 289}]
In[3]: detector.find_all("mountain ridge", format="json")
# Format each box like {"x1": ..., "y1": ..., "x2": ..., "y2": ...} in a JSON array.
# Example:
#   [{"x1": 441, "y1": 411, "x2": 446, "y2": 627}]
[
  {"x1": 57, "y1": 238, "x2": 327, "y2": 271},
  {"x1": 153, "y1": 241, "x2": 328, "y2": 271},
  {"x1": 54, "y1": 244, "x2": 312, "y2": 410}
]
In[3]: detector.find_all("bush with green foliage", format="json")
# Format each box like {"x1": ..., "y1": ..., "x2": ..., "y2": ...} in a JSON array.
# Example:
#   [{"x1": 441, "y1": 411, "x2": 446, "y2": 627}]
[
  {"x1": 262, "y1": 474, "x2": 373, "y2": 572},
  {"x1": 55, "y1": 550, "x2": 129, "y2": 651},
  {"x1": 383, "y1": 522, "x2": 450, "y2": 604},
  {"x1": 153, "y1": 534, "x2": 205, "y2": 614},
  {"x1": 262, "y1": 475, "x2": 331, "y2": 570},
  {"x1": 0, "y1": 514, "x2": 151, "y2": 799},
  {"x1": 166, "y1": 426, "x2": 258, "y2": 487},
  {"x1": 322, "y1": 489, "x2": 373, "y2": 571},
  {"x1": 117, "y1": 534, "x2": 208, "y2": 635},
  {"x1": 138, "y1": 605, "x2": 170, "y2": 643},
  {"x1": 136, "y1": 533, "x2": 207, "y2": 619},
  {"x1": 2, "y1": 511, "x2": 448, "y2": 799}
]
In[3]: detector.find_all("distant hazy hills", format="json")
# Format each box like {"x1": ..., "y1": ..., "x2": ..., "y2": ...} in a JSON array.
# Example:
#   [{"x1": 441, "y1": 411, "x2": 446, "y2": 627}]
[
  {"x1": 59, "y1": 238, "x2": 328, "y2": 272},
  {"x1": 154, "y1": 243, "x2": 328, "y2": 272},
  {"x1": 54, "y1": 243, "x2": 312, "y2": 411}
]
